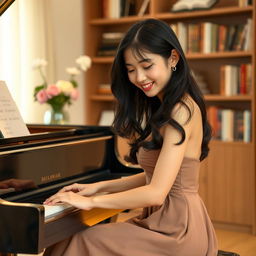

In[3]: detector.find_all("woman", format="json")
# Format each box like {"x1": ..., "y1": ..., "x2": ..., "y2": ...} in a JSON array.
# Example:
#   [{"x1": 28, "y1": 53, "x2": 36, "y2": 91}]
[{"x1": 44, "y1": 18, "x2": 218, "y2": 256}]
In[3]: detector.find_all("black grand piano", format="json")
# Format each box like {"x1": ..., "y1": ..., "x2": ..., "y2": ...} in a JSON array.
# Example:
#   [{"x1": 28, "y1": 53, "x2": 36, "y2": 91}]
[{"x1": 0, "y1": 125, "x2": 142, "y2": 255}]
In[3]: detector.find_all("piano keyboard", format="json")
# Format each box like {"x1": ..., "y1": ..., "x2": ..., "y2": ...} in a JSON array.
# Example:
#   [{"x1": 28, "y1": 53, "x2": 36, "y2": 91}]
[{"x1": 44, "y1": 203, "x2": 74, "y2": 219}]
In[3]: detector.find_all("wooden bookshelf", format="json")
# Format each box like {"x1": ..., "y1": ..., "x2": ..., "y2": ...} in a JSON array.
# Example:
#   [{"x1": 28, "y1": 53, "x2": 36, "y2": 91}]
[{"x1": 84, "y1": 0, "x2": 256, "y2": 234}]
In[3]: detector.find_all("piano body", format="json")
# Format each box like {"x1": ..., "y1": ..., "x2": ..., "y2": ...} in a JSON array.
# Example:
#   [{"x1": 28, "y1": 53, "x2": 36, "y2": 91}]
[{"x1": 0, "y1": 125, "x2": 142, "y2": 255}]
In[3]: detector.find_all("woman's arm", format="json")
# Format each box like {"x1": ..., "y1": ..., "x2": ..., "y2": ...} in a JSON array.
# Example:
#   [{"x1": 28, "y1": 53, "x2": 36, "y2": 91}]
[
  {"x1": 96, "y1": 172, "x2": 146, "y2": 193},
  {"x1": 49, "y1": 172, "x2": 146, "y2": 198}
]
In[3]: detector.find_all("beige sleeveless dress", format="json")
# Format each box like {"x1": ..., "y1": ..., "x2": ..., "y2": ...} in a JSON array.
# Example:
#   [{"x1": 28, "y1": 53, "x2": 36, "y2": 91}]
[{"x1": 44, "y1": 147, "x2": 218, "y2": 256}]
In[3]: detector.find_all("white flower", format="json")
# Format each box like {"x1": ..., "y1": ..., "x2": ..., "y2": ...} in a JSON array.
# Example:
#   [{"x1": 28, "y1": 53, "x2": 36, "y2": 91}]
[
  {"x1": 66, "y1": 67, "x2": 81, "y2": 76},
  {"x1": 76, "y1": 55, "x2": 91, "y2": 71},
  {"x1": 32, "y1": 58, "x2": 48, "y2": 69},
  {"x1": 56, "y1": 80, "x2": 74, "y2": 95}
]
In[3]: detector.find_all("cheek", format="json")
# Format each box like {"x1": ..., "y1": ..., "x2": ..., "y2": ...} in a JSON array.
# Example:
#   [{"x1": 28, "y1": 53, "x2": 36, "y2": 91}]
[
  {"x1": 128, "y1": 73, "x2": 136, "y2": 85},
  {"x1": 127, "y1": 73, "x2": 137, "y2": 89},
  {"x1": 147, "y1": 69, "x2": 162, "y2": 82},
  {"x1": 160, "y1": 67, "x2": 172, "y2": 81}
]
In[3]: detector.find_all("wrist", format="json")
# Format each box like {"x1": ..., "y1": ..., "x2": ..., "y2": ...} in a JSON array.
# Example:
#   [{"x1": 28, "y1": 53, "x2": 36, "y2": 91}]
[
  {"x1": 96, "y1": 181, "x2": 107, "y2": 192},
  {"x1": 90, "y1": 195, "x2": 99, "y2": 208}
]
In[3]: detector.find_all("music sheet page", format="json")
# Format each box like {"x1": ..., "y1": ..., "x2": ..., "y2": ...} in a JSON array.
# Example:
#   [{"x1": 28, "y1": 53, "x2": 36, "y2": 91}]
[{"x1": 0, "y1": 81, "x2": 30, "y2": 138}]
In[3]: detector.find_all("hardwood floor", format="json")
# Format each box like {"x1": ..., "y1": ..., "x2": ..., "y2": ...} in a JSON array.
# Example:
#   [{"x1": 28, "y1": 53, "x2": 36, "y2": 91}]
[{"x1": 216, "y1": 229, "x2": 256, "y2": 256}]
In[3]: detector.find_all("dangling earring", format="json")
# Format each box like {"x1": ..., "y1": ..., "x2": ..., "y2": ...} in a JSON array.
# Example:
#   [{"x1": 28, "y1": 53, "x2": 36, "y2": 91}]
[{"x1": 171, "y1": 66, "x2": 177, "y2": 72}]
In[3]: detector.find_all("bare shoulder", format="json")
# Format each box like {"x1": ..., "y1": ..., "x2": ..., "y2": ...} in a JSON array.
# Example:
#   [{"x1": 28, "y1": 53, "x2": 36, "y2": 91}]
[{"x1": 171, "y1": 95, "x2": 201, "y2": 126}]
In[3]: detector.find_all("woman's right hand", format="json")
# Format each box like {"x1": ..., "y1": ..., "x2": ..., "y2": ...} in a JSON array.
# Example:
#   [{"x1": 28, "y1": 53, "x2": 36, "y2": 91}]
[{"x1": 58, "y1": 182, "x2": 101, "y2": 197}]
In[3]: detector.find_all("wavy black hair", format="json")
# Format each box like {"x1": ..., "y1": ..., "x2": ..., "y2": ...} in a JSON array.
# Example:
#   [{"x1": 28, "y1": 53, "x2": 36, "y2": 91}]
[{"x1": 111, "y1": 19, "x2": 211, "y2": 163}]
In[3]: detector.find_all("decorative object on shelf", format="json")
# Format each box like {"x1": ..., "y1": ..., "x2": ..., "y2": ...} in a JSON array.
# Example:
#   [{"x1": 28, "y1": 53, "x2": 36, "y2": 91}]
[
  {"x1": 98, "y1": 84, "x2": 111, "y2": 94},
  {"x1": 32, "y1": 55, "x2": 91, "y2": 124},
  {"x1": 97, "y1": 32, "x2": 124, "y2": 56},
  {"x1": 171, "y1": 0, "x2": 218, "y2": 12}
]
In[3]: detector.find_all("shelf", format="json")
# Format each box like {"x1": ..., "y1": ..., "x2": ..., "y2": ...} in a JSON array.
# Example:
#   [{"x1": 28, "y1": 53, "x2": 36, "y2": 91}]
[
  {"x1": 90, "y1": 94, "x2": 252, "y2": 102},
  {"x1": 187, "y1": 51, "x2": 252, "y2": 59},
  {"x1": 92, "y1": 51, "x2": 252, "y2": 64},
  {"x1": 90, "y1": 6, "x2": 253, "y2": 26},
  {"x1": 156, "y1": 6, "x2": 253, "y2": 20},
  {"x1": 210, "y1": 140, "x2": 252, "y2": 146},
  {"x1": 90, "y1": 15, "x2": 151, "y2": 25},
  {"x1": 92, "y1": 57, "x2": 114, "y2": 64},
  {"x1": 204, "y1": 94, "x2": 252, "y2": 101},
  {"x1": 90, "y1": 94, "x2": 114, "y2": 101}
]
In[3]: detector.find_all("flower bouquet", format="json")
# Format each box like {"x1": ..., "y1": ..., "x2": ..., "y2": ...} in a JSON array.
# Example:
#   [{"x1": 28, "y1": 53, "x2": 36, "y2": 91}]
[{"x1": 33, "y1": 55, "x2": 91, "y2": 124}]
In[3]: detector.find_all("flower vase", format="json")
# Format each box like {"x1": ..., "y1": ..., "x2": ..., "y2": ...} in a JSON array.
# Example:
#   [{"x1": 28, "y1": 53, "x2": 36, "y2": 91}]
[{"x1": 44, "y1": 107, "x2": 69, "y2": 125}]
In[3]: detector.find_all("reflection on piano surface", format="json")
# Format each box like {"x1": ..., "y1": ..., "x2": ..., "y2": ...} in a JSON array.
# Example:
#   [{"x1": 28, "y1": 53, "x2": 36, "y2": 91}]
[{"x1": 0, "y1": 125, "x2": 142, "y2": 254}]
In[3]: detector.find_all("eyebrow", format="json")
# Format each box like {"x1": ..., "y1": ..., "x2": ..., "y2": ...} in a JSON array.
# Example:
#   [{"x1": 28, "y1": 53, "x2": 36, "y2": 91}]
[{"x1": 125, "y1": 58, "x2": 152, "y2": 66}]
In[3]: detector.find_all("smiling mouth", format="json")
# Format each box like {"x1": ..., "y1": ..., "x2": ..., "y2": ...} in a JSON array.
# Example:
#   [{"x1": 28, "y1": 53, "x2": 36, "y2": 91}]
[{"x1": 141, "y1": 82, "x2": 154, "y2": 91}]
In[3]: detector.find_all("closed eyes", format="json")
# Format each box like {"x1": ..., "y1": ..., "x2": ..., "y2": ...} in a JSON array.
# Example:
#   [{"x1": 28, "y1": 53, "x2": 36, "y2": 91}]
[{"x1": 127, "y1": 64, "x2": 153, "y2": 73}]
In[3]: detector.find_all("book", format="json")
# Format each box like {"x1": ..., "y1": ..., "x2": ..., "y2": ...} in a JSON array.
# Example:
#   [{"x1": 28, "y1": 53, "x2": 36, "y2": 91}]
[
  {"x1": 243, "y1": 110, "x2": 251, "y2": 142},
  {"x1": 233, "y1": 111, "x2": 244, "y2": 141},
  {"x1": 221, "y1": 109, "x2": 234, "y2": 141},
  {"x1": 0, "y1": 81, "x2": 30, "y2": 138},
  {"x1": 202, "y1": 22, "x2": 212, "y2": 53},
  {"x1": 220, "y1": 64, "x2": 251, "y2": 96},
  {"x1": 177, "y1": 22, "x2": 188, "y2": 53},
  {"x1": 244, "y1": 18, "x2": 253, "y2": 51},
  {"x1": 137, "y1": 0, "x2": 150, "y2": 16},
  {"x1": 171, "y1": 0, "x2": 218, "y2": 12},
  {"x1": 102, "y1": 0, "x2": 121, "y2": 18}
]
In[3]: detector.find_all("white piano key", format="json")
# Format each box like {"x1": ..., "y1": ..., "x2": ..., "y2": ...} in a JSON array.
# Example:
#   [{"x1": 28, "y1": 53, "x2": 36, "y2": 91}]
[{"x1": 44, "y1": 203, "x2": 74, "y2": 219}]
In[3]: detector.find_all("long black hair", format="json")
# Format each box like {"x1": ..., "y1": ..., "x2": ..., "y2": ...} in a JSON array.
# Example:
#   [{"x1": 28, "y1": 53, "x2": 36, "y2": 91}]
[{"x1": 111, "y1": 19, "x2": 211, "y2": 163}]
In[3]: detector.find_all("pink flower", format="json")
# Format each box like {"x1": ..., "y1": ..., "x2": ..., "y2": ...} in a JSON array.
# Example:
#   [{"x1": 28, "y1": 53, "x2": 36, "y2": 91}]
[
  {"x1": 46, "y1": 84, "x2": 60, "y2": 98},
  {"x1": 36, "y1": 89, "x2": 48, "y2": 103},
  {"x1": 70, "y1": 89, "x2": 79, "y2": 100}
]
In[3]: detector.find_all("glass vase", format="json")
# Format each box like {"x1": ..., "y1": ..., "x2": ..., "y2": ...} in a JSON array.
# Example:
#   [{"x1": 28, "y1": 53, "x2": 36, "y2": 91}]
[{"x1": 44, "y1": 107, "x2": 69, "y2": 125}]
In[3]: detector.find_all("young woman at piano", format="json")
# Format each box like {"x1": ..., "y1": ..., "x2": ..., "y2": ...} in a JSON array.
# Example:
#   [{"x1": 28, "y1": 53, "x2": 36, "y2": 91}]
[{"x1": 44, "y1": 18, "x2": 218, "y2": 256}]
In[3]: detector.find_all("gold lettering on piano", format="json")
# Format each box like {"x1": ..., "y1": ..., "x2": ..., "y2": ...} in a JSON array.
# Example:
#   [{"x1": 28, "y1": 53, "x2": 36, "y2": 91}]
[{"x1": 41, "y1": 172, "x2": 61, "y2": 182}]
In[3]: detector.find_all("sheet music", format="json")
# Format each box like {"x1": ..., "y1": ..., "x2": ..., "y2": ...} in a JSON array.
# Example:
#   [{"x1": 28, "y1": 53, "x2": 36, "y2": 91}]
[{"x1": 0, "y1": 81, "x2": 30, "y2": 138}]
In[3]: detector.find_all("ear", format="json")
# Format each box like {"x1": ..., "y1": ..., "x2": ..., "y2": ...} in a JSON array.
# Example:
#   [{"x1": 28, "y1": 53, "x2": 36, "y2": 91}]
[{"x1": 168, "y1": 49, "x2": 180, "y2": 68}]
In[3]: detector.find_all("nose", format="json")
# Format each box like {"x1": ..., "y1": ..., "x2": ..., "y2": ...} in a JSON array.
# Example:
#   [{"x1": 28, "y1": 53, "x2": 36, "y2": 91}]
[{"x1": 136, "y1": 70, "x2": 146, "y2": 84}]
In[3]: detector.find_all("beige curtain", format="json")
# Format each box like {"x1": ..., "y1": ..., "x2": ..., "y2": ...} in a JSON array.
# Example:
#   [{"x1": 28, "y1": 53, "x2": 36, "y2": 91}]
[
  {"x1": 0, "y1": 0, "x2": 85, "y2": 124},
  {"x1": 0, "y1": 0, "x2": 55, "y2": 123}
]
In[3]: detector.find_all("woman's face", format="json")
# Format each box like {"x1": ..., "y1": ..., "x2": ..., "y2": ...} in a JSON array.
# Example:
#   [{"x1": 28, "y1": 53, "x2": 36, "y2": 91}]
[{"x1": 124, "y1": 48, "x2": 177, "y2": 100}]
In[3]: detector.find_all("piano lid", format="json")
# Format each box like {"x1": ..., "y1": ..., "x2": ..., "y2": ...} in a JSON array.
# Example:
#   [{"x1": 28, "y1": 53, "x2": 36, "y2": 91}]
[
  {"x1": 0, "y1": 125, "x2": 115, "y2": 200},
  {"x1": 0, "y1": 0, "x2": 15, "y2": 16},
  {"x1": 0, "y1": 124, "x2": 112, "y2": 150}
]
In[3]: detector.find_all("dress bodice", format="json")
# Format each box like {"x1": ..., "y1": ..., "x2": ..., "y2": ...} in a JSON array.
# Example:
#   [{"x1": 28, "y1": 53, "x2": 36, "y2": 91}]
[{"x1": 137, "y1": 147, "x2": 201, "y2": 193}]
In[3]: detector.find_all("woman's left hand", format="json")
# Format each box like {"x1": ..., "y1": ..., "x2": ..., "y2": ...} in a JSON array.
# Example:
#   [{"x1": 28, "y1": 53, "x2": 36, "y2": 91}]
[{"x1": 43, "y1": 191, "x2": 93, "y2": 210}]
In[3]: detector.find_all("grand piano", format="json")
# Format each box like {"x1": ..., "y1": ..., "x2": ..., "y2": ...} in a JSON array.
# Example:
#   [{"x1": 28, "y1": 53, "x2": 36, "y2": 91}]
[{"x1": 0, "y1": 124, "x2": 142, "y2": 255}]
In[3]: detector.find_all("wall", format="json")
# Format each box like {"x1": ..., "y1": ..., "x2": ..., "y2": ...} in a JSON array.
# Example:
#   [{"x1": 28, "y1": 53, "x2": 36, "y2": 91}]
[{"x1": 47, "y1": 0, "x2": 86, "y2": 124}]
